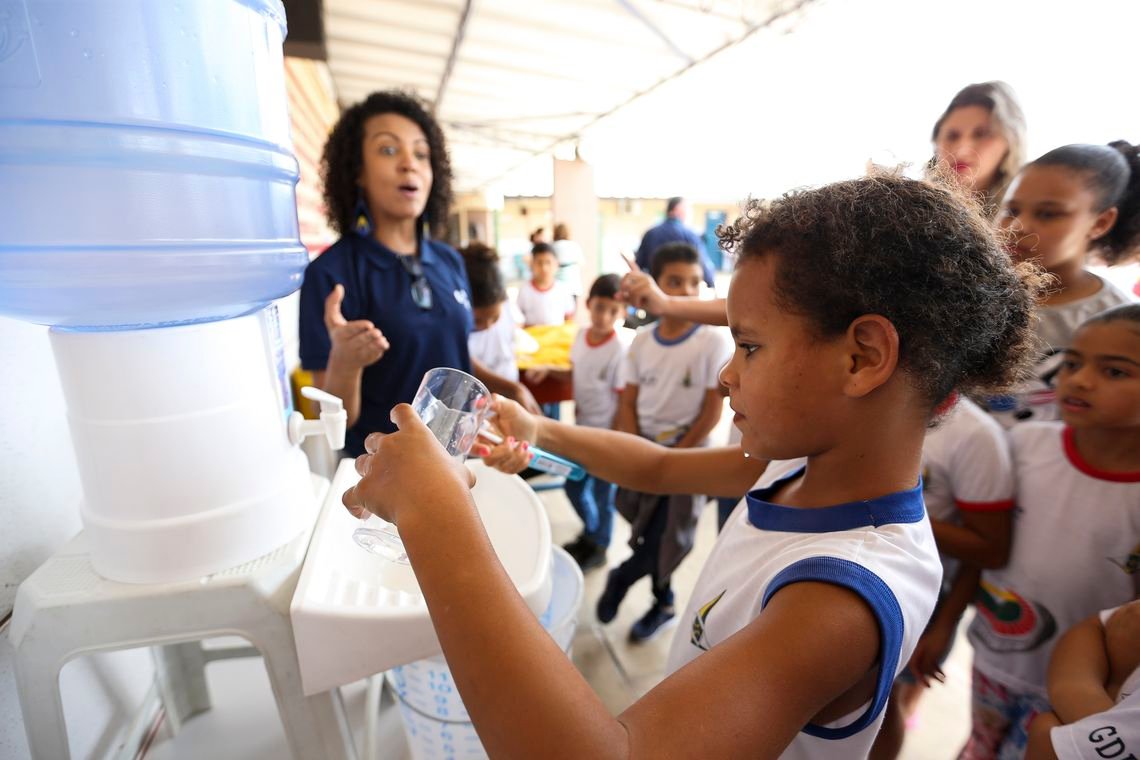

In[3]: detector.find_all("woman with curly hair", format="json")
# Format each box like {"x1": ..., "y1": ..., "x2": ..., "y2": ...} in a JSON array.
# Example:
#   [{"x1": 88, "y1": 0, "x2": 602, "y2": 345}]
[
  {"x1": 298, "y1": 90, "x2": 538, "y2": 456},
  {"x1": 931, "y1": 81, "x2": 1027, "y2": 216},
  {"x1": 344, "y1": 175, "x2": 1044, "y2": 758}
]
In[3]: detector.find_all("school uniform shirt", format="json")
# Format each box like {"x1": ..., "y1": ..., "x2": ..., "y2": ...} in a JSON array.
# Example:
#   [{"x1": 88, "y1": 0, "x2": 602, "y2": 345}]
[
  {"x1": 569, "y1": 327, "x2": 634, "y2": 429},
  {"x1": 515, "y1": 279, "x2": 575, "y2": 327},
  {"x1": 468, "y1": 303, "x2": 522, "y2": 383},
  {"x1": 1051, "y1": 688, "x2": 1140, "y2": 760},
  {"x1": 985, "y1": 276, "x2": 1134, "y2": 428},
  {"x1": 968, "y1": 422, "x2": 1140, "y2": 697},
  {"x1": 922, "y1": 396, "x2": 1015, "y2": 580},
  {"x1": 666, "y1": 458, "x2": 942, "y2": 760},
  {"x1": 299, "y1": 234, "x2": 474, "y2": 455},
  {"x1": 620, "y1": 324, "x2": 733, "y2": 446}
]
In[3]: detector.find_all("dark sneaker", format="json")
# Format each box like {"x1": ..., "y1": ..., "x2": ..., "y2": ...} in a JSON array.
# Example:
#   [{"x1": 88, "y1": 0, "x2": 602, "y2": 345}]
[
  {"x1": 561, "y1": 534, "x2": 589, "y2": 562},
  {"x1": 628, "y1": 602, "x2": 676, "y2": 643},
  {"x1": 595, "y1": 569, "x2": 632, "y2": 624},
  {"x1": 577, "y1": 541, "x2": 607, "y2": 571}
]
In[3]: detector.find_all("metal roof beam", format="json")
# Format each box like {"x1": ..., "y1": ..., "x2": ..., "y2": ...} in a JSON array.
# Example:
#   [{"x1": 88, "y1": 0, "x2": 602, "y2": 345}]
[
  {"x1": 612, "y1": 0, "x2": 694, "y2": 63},
  {"x1": 435, "y1": 0, "x2": 475, "y2": 113}
]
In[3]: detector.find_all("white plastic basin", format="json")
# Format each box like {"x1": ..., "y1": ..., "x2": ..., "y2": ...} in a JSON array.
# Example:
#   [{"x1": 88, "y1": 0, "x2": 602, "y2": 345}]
[{"x1": 290, "y1": 459, "x2": 553, "y2": 695}]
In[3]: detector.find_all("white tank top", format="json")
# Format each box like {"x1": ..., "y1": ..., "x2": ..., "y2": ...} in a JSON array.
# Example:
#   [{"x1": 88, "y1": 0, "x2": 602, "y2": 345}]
[{"x1": 667, "y1": 459, "x2": 943, "y2": 760}]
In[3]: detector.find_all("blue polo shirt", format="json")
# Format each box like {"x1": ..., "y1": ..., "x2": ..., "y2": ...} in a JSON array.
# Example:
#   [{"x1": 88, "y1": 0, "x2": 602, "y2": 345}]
[
  {"x1": 299, "y1": 234, "x2": 474, "y2": 455},
  {"x1": 634, "y1": 218, "x2": 715, "y2": 286}
]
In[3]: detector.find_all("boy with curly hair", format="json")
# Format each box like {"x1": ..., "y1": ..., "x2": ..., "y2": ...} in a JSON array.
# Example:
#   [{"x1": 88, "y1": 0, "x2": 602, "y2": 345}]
[{"x1": 346, "y1": 175, "x2": 1042, "y2": 759}]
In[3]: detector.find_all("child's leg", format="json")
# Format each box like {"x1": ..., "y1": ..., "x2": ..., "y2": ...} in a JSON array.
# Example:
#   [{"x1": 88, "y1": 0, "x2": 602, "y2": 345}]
[
  {"x1": 596, "y1": 497, "x2": 666, "y2": 623},
  {"x1": 563, "y1": 474, "x2": 597, "y2": 536},
  {"x1": 959, "y1": 667, "x2": 1017, "y2": 760},
  {"x1": 995, "y1": 692, "x2": 1052, "y2": 760},
  {"x1": 870, "y1": 686, "x2": 907, "y2": 760},
  {"x1": 628, "y1": 501, "x2": 678, "y2": 642},
  {"x1": 590, "y1": 477, "x2": 617, "y2": 549}
]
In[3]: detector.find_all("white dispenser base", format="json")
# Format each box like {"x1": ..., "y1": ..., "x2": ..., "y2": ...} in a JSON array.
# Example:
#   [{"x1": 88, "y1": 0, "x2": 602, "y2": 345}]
[
  {"x1": 49, "y1": 310, "x2": 314, "y2": 583},
  {"x1": 291, "y1": 459, "x2": 553, "y2": 695}
]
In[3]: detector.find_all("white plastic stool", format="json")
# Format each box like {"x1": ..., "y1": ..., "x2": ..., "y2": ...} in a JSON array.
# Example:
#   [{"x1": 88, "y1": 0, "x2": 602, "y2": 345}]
[{"x1": 8, "y1": 479, "x2": 356, "y2": 760}]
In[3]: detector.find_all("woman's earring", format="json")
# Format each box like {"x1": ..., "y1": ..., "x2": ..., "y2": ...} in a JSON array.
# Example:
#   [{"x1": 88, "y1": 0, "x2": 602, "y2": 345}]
[{"x1": 353, "y1": 191, "x2": 373, "y2": 237}]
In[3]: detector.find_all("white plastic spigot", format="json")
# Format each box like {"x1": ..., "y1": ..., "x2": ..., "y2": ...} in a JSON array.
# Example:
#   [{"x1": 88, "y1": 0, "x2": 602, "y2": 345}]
[{"x1": 288, "y1": 387, "x2": 347, "y2": 451}]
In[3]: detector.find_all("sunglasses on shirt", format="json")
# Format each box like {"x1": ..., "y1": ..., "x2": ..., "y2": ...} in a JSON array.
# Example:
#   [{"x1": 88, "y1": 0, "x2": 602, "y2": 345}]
[{"x1": 398, "y1": 255, "x2": 433, "y2": 310}]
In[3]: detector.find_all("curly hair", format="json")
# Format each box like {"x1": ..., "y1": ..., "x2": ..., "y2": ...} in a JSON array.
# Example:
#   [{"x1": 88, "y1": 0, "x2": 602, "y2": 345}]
[
  {"x1": 459, "y1": 242, "x2": 505, "y2": 309},
  {"x1": 931, "y1": 81, "x2": 1026, "y2": 214},
  {"x1": 718, "y1": 175, "x2": 1045, "y2": 406},
  {"x1": 321, "y1": 90, "x2": 453, "y2": 238},
  {"x1": 1030, "y1": 141, "x2": 1140, "y2": 266}
]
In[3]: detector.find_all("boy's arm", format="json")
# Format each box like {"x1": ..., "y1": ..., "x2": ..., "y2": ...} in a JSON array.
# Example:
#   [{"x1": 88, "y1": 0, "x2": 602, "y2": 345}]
[
  {"x1": 481, "y1": 394, "x2": 765, "y2": 498},
  {"x1": 410, "y1": 502, "x2": 880, "y2": 757},
  {"x1": 614, "y1": 383, "x2": 641, "y2": 437},
  {"x1": 1047, "y1": 614, "x2": 1114, "y2": 724},
  {"x1": 524, "y1": 366, "x2": 572, "y2": 385},
  {"x1": 620, "y1": 270, "x2": 728, "y2": 326},
  {"x1": 674, "y1": 388, "x2": 725, "y2": 449},
  {"x1": 931, "y1": 509, "x2": 1013, "y2": 569}
]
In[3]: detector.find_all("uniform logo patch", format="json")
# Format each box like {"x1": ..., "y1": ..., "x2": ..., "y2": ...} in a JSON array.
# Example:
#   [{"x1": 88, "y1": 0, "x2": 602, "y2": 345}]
[{"x1": 691, "y1": 589, "x2": 726, "y2": 651}]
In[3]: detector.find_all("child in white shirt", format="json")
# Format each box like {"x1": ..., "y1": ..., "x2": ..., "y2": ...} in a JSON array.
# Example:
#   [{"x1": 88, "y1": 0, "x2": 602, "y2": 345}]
[
  {"x1": 603, "y1": 242, "x2": 734, "y2": 642},
  {"x1": 529, "y1": 274, "x2": 634, "y2": 570},
  {"x1": 964, "y1": 304, "x2": 1140, "y2": 760},
  {"x1": 462, "y1": 242, "x2": 521, "y2": 383},
  {"x1": 1026, "y1": 600, "x2": 1140, "y2": 760},
  {"x1": 985, "y1": 141, "x2": 1139, "y2": 426},
  {"x1": 516, "y1": 242, "x2": 576, "y2": 327}
]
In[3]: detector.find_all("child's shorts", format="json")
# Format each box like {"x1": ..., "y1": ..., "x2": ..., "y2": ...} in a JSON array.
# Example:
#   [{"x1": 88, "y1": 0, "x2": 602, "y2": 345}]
[{"x1": 959, "y1": 667, "x2": 1051, "y2": 760}]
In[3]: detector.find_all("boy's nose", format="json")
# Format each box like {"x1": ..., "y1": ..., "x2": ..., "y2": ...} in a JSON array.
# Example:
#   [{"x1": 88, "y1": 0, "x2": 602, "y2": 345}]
[{"x1": 718, "y1": 361, "x2": 736, "y2": 389}]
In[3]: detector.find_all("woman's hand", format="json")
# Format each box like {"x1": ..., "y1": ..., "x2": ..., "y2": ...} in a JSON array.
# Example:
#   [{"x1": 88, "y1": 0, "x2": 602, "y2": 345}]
[
  {"x1": 342, "y1": 404, "x2": 475, "y2": 525},
  {"x1": 471, "y1": 395, "x2": 539, "y2": 473},
  {"x1": 620, "y1": 270, "x2": 670, "y2": 316},
  {"x1": 325, "y1": 284, "x2": 389, "y2": 369}
]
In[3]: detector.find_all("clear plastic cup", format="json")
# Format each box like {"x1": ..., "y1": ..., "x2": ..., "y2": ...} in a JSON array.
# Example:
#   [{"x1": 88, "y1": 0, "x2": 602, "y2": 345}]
[{"x1": 353, "y1": 368, "x2": 492, "y2": 563}]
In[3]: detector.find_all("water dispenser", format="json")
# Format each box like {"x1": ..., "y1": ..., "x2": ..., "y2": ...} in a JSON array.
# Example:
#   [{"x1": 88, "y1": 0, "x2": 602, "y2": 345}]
[
  {"x1": 2, "y1": 1, "x2": 552, "y2": 720},
  {"x1": 0, "y1": 0, "x2": 318, "y2": 582}
]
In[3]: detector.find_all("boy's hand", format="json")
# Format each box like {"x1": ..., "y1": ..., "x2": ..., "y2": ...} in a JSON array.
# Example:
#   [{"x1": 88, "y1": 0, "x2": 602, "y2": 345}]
[
  {"x1": 342, "y1": 404, "x2": 475, "y2": 525},
  {"x1": 620, "y1": 270, "x2": 670, "y2": 316},
  {"x1": 524, "y1": 367, "x2": 550, "y2": 385},
  {"x1": 510, "y1": 382, "x2": 542, "y2": 416}
]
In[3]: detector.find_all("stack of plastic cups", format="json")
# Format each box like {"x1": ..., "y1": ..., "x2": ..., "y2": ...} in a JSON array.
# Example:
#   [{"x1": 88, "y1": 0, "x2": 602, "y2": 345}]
[
  {"x1": 0, "y1": 0, "x2": 313, "y2": 582},
  {"x1": 385, "y1": 547, "x2": 585, "y2": 760}
]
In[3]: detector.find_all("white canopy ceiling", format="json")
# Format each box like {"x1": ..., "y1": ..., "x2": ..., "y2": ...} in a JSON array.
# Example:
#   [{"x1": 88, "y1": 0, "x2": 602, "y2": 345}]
[
  {"x1": 323, "y1": 0, "x2": 805, "y2": 195},
  {"x1": 322, "y1": 0, "x2": 1140, "y2": 201}
]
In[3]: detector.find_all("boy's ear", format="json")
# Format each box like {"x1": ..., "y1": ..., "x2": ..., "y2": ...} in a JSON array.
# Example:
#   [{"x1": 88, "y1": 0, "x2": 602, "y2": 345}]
[{"x1": 842, "y1": 315, "x2": 899, "y2": 398}]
